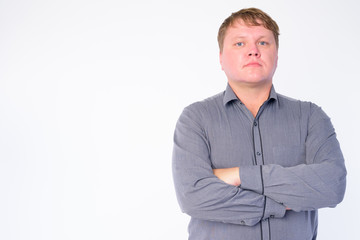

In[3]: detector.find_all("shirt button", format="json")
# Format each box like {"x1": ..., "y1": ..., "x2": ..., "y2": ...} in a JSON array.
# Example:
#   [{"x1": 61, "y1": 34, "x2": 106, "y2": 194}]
[
  {"x1": 270, "y1": 215, "x2": 275, "y2": 218},
  {"x1": 240, "y1": 220, "x2": 245, "y2": 225},
  {"x1": 254, "y1": 122, "x2": 258, "y2": 126},
  {"x1": 256, "y1": 152, "x2": 261, "y2": 156}
]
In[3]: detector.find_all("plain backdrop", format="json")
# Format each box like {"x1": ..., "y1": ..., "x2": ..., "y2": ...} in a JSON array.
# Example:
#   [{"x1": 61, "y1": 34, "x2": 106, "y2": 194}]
[{"x1": 0, "y1": 0, "x2": 359, "y2": 239}]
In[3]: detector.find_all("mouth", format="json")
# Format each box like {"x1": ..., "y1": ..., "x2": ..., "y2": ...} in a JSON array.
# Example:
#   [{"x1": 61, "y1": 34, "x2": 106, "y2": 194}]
[{"x1": 244, "y1": 62, "x2": 262, "y2": 67}]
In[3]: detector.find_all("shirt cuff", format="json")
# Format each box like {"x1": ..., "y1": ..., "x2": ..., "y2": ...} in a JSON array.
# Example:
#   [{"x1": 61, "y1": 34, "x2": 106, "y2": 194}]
[
  {"x1": 263, "y1": 197, "x2": 287, "y2": 219},
  {"x1": 239, "y1": 165, "x2": 263, "y2": 194}
]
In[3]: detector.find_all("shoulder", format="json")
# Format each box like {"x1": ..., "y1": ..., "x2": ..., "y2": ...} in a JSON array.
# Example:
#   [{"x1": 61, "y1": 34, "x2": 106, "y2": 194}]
[
  {"x1": 182, "y1": 91, "x2": 225, "y2": 118},
  {"x1": 276, "y1": 93, "x2": 329, "y2": 122},
  {"x1": 276, "y1": 93, "x2": 317, "y2": 113}
]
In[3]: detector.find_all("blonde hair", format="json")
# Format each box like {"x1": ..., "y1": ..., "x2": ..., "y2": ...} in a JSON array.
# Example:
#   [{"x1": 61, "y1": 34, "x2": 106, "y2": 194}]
[{"x1": 218, "y1": 8, "x2": 280, "y2": 52}]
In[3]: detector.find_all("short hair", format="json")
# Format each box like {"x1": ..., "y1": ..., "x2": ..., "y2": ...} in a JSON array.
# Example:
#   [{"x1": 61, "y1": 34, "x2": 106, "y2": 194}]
[{"x1": 217, "y1": 8, "x2": 280, "y2": 52}]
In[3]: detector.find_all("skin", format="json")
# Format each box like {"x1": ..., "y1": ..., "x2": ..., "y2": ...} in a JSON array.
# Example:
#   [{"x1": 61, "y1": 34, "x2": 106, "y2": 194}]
[
  {"x1": 219, "y1": 19, "x2": 278, "y2": 117},
  {"x1": 213, "y1": 19, "x2": 278, "y2": 189}
]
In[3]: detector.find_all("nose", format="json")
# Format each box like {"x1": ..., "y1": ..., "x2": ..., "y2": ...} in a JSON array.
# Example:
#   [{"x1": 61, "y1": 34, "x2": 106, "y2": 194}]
[
  {"x1": 248, "y1": 52, "x2": 260, "y2": 57},
  {"x1": 248, "y1": 45, "x2": 260, "y2": 57}
]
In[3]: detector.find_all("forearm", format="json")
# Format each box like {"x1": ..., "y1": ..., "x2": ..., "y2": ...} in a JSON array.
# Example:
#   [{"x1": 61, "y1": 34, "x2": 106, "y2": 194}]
[
  {"x1": 213, "y1": 167, "x2": 241, "y2": 186},
  {"x1": 240, "y1": 159, "x2": 346, "y2": 212},
  {"x1": 213, "y1": 167, "x2": 295, "y2": 210},
  {"x1": 213, "y1": 161, "x2": 345, "y2": 212},
  {"x1": 173, "y1": 159, "x2": 286, "y2": 226}
]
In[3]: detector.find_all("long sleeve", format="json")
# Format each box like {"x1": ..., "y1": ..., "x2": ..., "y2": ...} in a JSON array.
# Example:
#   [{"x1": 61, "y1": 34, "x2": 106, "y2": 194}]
[
  {"x1": 172, "y1": 105, "x2": 286, "y2": 226},
  {"x1": 240, "y1": 104, "x2": 347, "y2": 212}
]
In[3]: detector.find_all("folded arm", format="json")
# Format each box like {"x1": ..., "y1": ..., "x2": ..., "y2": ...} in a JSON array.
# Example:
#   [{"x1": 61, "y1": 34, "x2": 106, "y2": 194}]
[
  {"x1": 172, "y1": 106, "x2": 286, "y2": 226},
  {"x1": 213, "y1": 106, "x2": 346, "y2": 212}
]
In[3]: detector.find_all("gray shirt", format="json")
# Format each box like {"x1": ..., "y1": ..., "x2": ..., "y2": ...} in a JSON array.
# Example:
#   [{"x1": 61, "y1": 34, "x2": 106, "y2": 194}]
[{"x1": 172, "y1": 84, "x2": 346, "y2": 240}]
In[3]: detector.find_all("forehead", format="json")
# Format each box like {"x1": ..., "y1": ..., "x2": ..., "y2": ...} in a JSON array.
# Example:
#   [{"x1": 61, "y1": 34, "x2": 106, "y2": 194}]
[{"x1": 225, "y1": 19, "x2": 273, "y2": 39}]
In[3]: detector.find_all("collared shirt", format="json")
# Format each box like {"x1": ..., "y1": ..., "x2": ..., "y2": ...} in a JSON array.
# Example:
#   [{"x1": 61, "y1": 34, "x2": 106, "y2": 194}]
[{"x1": 172, "y1": 84, "x2": 346, "y2": 240}]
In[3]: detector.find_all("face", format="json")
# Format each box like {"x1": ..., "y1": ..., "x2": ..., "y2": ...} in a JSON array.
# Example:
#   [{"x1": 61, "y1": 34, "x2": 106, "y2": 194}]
[{"x1": 220, "y1": 20, "x2": 278, "y2": 87}]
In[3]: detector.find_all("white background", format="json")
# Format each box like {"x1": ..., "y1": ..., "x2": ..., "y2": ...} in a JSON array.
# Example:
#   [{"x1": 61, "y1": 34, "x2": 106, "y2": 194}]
[{"x1": 0, "y1": 0, "x2": 359, "y2": 239}]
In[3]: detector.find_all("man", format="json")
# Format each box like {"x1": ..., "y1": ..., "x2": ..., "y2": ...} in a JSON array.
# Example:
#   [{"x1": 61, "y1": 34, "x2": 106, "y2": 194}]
[{"x1": 172, "y1": 8, "x2": 346, "y2": 240}]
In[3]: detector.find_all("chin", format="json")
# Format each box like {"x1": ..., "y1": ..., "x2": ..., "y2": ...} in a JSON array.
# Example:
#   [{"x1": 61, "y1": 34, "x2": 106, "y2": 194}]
[
  {"x1": 245, "y1": 75, "x2": 272, "y2": 84},
  {"x1": 235, "y1": 79, "x2": 272, "y2": 87}
]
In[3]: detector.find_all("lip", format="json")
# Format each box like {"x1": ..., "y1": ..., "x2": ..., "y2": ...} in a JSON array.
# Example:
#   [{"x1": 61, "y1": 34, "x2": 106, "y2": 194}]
[{"x1": 244, "y1": 62, "x2": 262, "y2": 67}]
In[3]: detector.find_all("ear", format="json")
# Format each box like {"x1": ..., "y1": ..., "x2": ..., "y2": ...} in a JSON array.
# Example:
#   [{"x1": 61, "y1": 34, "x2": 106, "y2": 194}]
[{"x1": 219, "y1": 51, "x2": 224, "y2": 70}]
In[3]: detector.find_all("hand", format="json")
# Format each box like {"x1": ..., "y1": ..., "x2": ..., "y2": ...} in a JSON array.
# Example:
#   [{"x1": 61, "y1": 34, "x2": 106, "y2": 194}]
[{"x1": 213, "y1": 167, "x2": 241, "y2": 186}]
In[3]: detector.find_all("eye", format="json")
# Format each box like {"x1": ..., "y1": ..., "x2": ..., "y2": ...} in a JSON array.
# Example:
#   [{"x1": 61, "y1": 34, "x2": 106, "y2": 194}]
[
  {"x1": 258, "y1": 41, "x2": 268, "y2": 46},
  {"x1": 236, "y1": 42, "x2": 244, "y2": 47}
]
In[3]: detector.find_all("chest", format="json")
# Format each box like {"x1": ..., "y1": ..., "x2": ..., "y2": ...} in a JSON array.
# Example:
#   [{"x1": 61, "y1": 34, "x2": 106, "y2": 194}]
[{"x1": 207, "y1": 105, "x2": 307, "y2": 168}]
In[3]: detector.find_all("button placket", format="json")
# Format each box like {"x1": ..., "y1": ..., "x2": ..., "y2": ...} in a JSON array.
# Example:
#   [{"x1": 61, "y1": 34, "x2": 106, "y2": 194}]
[{"x1": 253, "y1": 120, "x2": 263, "y2": 165}]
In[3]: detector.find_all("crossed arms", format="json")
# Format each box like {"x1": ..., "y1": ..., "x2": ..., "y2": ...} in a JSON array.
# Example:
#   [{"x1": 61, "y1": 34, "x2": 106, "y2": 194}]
[{"x1": 172, "y1": 103, "x2": 346, "y2": 226}]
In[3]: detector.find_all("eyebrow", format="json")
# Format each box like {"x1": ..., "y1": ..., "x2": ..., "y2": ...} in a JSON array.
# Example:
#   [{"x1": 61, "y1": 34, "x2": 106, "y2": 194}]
[
  {"x1": 231, "y1": 35, "x2": 270, "y2": 41},
  {"x1": 232, "y1": 35, "x2": 269, "y2": 38}
]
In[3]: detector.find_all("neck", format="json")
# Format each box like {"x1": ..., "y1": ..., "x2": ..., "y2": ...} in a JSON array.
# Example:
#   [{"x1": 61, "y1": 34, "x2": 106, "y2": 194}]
[{"x1": 228, "y1": 81, "x2": 272, "y2": 117}]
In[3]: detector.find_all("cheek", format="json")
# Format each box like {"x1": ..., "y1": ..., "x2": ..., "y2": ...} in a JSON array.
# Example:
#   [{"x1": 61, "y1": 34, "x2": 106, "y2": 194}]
[
  {"x1": 223, "y1": 53, "x2": 241, "y2": 69},
  {"x1": 272, "y1": 55, "x2": 278, "y2": 70},
  {"x1": 264, "y1": 53, "x2": 278, "y2": 69}
]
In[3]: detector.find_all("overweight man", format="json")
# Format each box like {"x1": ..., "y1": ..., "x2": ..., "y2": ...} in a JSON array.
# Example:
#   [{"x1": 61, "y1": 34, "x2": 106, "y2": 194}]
[{"x1": 172, "y1": 8, "x2": 346, "y2": 240}]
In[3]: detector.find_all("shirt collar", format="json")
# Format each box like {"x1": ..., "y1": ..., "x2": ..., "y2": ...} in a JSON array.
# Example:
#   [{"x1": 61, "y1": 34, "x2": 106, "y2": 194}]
[{"x1": 223, "y1": 83, "x2": 278, "y2": 106}]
